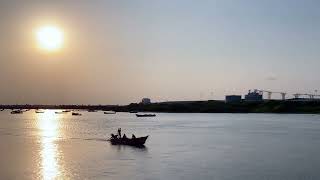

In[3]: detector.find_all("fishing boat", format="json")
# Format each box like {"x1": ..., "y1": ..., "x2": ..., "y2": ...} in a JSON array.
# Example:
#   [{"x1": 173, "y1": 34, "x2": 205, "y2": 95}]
[
  {"x1": 109, "y1": 129, "x2": 148, "y2": 147},
  {"x1": 110, "y1": 136, "x2": 148, "y2": 146},
  {"x1": 104, "y1": 111, "x2": 116, "y2": 114},
  {"x1": 136, "y1": 114, "x2": 156, "y2": 117},
  {"x1": 11, "y1": 110, "x2": 23, "y2": 114},
  {"x1": 72, "y1": 112, "x2": 82, "y2": 116}
]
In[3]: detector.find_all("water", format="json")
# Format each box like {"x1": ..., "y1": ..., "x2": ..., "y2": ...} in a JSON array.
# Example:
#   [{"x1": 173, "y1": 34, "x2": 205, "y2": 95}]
[{"x1": 1, "y1": 110, "x2": 320, "y2": 180}]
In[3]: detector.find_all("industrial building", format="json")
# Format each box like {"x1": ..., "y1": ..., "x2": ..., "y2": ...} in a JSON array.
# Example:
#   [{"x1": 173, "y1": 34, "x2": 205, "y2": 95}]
[
  {"x1": 245, "y1": 90, "x2": 263, "y2": 101},
  {"x1": 225, "y1": 95, "x2": 242, "y2": 103},
  {"x1": 141, "y1": 98, "x2": 151, "y2": 105}
]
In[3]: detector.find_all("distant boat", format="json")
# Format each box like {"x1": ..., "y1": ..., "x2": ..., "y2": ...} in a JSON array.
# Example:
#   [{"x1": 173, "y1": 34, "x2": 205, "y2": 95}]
[
  {"x1": 129, "y1": 111, "x2": 138, "y2": 113},
  {"x1": 104, "y1": 111, "x2": 116, "y2": 114},
  {"x1": 35, "y1": 110, "x2": 44, "y2": 113},
  {"x1": 62, "y1": 110, "x2": 71, "y2": 113},
  {"x1": 55, "y1": 111, "x2": 64, "y2": 114},
  {"x1": 11, "y1": 110, "x2": 23, "y2": 114},
  {"x1": 136, "y1": 114, "x2": 156, "y2": 117},
  {"x1": 0, "y1": 109, "x2": 4, "y2": 111},
  {"x1": 72, "y1": 112, "x2": 82, "y2": 116},
  {"x1": 87, "y1": 109, "x2": 97, "y2": 112}
]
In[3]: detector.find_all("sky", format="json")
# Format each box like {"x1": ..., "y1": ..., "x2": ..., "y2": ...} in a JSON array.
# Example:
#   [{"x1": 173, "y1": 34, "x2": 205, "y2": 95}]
[{"x1": 0, "y1": 0, "x2": 320, "y2": 104}]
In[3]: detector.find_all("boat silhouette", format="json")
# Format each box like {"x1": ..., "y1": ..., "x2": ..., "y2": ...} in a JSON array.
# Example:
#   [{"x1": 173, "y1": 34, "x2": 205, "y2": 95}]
[
  {"x1": 104, "y1": 111, "x2": 116, "y2": 114},
  {"x1": 11, "y1": 110, "x2": 23, "y2": 114},
  {"x1": 110, "y1": 135, "x2": 148, "y2": 147},
  {"x1": 72, "y1": 112, "x2": 82, "y2": 116},
  {"x1": 109, "y1": 129, "x2": 149, "y2": 147},
  {"x1": 136, "y1": 114, "x2": 156, "y2": 117}
]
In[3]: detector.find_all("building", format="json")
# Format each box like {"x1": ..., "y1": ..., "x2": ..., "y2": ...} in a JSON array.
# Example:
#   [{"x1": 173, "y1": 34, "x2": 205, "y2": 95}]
[
  {"x1": 225, "y1": 95, "x2": 242, "y2": 103},
  {"x1": 245, "y1": 90, "x2": 263, "y2": 101},
  {"x1": 141, "y1": 98, "x2": 151, "y2": 105}
]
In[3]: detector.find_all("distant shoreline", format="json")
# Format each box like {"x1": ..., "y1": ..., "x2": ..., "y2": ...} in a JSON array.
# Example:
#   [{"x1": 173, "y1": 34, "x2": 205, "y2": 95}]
[{"x1": 1, "y1": 100, "x2": 320, "y2": 114}]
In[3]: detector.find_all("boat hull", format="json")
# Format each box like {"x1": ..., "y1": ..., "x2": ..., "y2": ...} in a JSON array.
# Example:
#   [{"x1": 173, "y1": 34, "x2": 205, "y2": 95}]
[
  {"x1": 110, "y1": 136, "x2": 148, "y2": 147},
  {"x1": 136, "y1": 114, "x2": 156, "y2": 117},
  {"x1": 11, "y1": 110, "x2": 23, "y2": 114},
  {"x1": 11, "y1": 112, "x2": 23, "y2": 114}
]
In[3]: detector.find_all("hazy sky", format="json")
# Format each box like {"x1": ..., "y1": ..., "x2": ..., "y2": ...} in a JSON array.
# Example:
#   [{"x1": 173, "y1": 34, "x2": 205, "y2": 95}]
[{"x1": 1, "y1": 0, "x2": 320, "y2": 104}]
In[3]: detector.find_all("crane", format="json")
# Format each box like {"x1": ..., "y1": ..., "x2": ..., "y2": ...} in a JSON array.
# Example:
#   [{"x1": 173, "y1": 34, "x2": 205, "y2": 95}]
[{"x1": 255, "y1": 89, "x2": 287, "y2": 100}]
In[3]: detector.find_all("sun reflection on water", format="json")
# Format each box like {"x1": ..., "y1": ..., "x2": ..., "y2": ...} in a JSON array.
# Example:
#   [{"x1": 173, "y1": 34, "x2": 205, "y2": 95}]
[{"x1": 36, "y1": 110, "x2": 62, "y2": 180}]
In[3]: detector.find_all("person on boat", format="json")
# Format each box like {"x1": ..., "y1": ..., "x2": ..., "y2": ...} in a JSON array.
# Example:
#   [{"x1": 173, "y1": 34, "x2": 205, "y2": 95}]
[
  {"x1": 132, "y1": 134, "x2": 136, "y2": 139},
  {"x1": 118, "y1": 128, "x2": 121, "y2": 138},
  {"x1": 122, "y1": 134, "x2": 127, "y2": 140}
]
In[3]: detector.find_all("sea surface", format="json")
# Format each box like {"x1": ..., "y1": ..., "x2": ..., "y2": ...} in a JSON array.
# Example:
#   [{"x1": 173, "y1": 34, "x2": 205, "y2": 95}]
[{"x1": 0, "y1": 110, "x2": 320, "y2": 180}]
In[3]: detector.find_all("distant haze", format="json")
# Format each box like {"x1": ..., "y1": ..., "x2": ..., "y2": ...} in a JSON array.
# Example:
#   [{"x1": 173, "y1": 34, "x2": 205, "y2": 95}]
[{"x1": 0, "y1": 0, "x2": 320, "y2": 104}]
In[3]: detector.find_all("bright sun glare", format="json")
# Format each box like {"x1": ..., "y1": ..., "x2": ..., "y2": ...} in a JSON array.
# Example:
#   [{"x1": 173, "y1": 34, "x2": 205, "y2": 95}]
[{"x1": 36, "y1": 25, "x2": 64, "y2": 51}]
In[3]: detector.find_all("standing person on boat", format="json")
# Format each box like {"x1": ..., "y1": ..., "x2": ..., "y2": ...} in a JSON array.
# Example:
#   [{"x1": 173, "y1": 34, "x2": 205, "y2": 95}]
[{"x1": 118, "y1": 128, "x2": 121, "y2": 139}]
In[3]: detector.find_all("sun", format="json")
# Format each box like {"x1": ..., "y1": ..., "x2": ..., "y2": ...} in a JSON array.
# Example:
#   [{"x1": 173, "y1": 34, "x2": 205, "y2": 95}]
[{"x1": 36, "y1": 25, "x2": 64, "y2": 51}]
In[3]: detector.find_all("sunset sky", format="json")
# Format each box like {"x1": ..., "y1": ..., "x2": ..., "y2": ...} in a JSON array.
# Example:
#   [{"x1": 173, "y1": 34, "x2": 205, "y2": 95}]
[{"x1": 1, "y1": 0, "x2": 320, "y2": 104}]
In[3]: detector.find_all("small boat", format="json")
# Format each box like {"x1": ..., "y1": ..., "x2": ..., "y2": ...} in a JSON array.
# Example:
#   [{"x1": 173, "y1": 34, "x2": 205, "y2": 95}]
[
  {"x1": 109, "y1": 129, "x2": 149, "y2": 147},
  {"x1": 55, "y1": 111, "x2": 65, "y2": 114},
  {"x1": 0, "y1": 109, "x2": 4, "y2": 111},
  {"x1": 11, "y1": 110, "x2": 23, "y2": 114},
  {"x1": 110, "y1": 135, "x2": 148, "y2": 146},
  {"x1": 104, "y1": 111, "x2": 116, "y2": 114},
  {"x1": 136, "y1": 114, "x2": 156, "y2": 117},
  {"x1": 72, "y1": 112, "x2": 82, "y2": 116},
  {"x1": 35, "y1": 110, "x2": 44, "y2": 113},
  {"x1": 87, "y1": 109, "x2": 97, "y2": 112},
  {"x1": 62, "y1": 110, "x2": 71, "y2": 113},
  {"x1": 129, "y1": 111, "x2": 138, "y2": 113}
]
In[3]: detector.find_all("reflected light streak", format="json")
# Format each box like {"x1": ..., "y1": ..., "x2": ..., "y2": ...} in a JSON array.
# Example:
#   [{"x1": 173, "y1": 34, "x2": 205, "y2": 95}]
[{"x1": 36, "y1": 110, "x2": 62, "y2": 180}]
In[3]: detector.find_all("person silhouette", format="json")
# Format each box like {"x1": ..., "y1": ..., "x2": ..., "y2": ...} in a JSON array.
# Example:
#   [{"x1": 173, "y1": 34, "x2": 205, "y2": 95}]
[{"x1": 118, "y1": 128, "x2": 121, "y2": 138}]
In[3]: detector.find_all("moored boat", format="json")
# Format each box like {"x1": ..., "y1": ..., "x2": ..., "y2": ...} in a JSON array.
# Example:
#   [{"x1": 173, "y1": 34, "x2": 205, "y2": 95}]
[
  {"x1": 35, "y1": 110, "x2": 44, "y2": 113},
  {"x1": 72, "y1": 112, "x2": 82, "y2": 116},
  {"x1": 104, "y1": 111, "x2": 116, "y2": 114},
  {"x1": 136, "y1": 114, "x2": 156, "y2": 117},
  {"x1": 11, "y1": 110, "x2": 23, "y2": 114},
  {"x1": 55, "y1": 111, "x2": 64, "y2": 114}
]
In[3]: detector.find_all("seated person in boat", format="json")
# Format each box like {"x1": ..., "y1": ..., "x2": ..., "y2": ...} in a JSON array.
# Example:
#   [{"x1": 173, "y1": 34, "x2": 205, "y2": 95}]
[
  {"x1": 132, "y1": 134, "x2": 136, "y2": 139},
  {"x1": 111, "y1": 133, "x2": 118, "y2": 139},
  {"x1": 122, "y1": 134, "x2": 127, "y2": 140}
]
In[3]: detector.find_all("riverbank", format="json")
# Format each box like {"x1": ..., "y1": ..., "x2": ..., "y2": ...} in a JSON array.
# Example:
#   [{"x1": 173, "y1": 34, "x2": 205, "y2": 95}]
[
  {"x1": 1, "y1": 100, "x2": 320, "y2": 113},
  {"x1": 118, "y1": 100, "x2": 320, "y2": 113}
]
